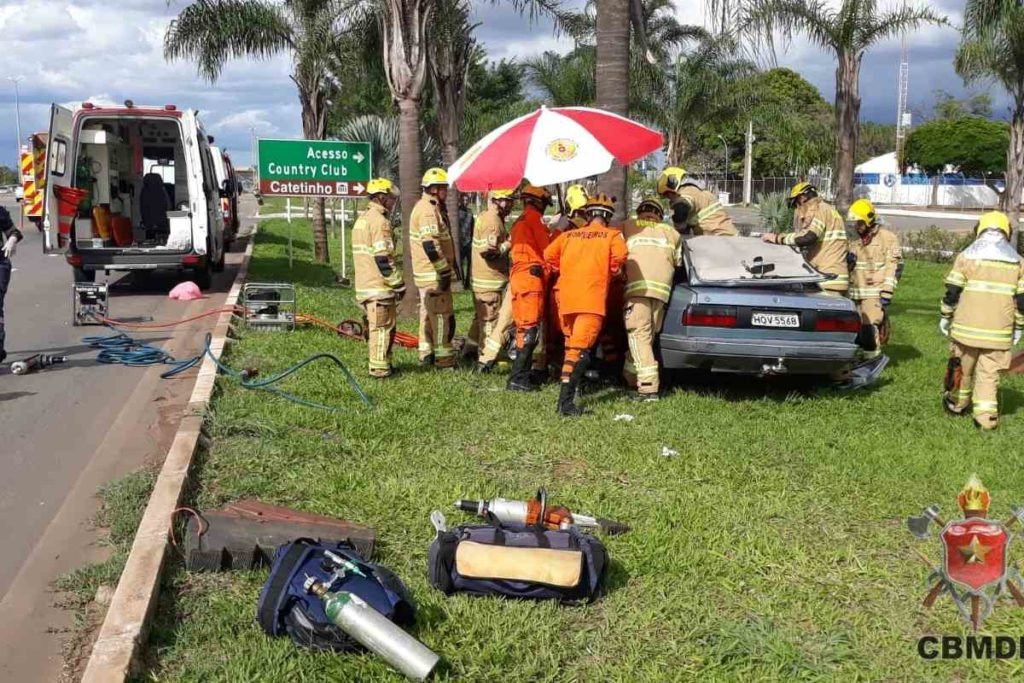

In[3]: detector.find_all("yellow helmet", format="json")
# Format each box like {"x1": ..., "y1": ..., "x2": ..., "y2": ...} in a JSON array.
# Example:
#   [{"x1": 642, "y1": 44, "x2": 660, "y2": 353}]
[
  {"x1": 657, "y1": 166, "x2": 687, "y2": 196},
  {"x1": 565, "y1": 184, "x2": 589, "y2": 213},
  {"x1": 489, "y1": 188, "x2": 515, "y2": 201},
  {"x1": 636, "y1": 195, "x2": 665, "y2": 219},
  {"x1": 366, "y1": 178, "x2": 395, "y2": 196},
  {"x1": 520, "y1": 184, "x2": 553, "y2": 207},
  {"x1": 583, "y1": 193, "x2": 615, "y2": 216},
  {"x1": 421, "y1": 167, "x2": 449, "y2": 187},
  {"x1": 788, "y1": 181, "x2": 817, "y2": 206},
  {"x1": 976, "y1": 211, "x2": 1011, "y2": 237},
  {"x1": 846, "y1": 198, "x2": 876, "y2": 226}
]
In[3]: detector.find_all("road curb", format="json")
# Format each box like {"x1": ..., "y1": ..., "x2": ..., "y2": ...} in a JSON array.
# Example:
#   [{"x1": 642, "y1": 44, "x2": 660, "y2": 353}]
[{"x1": 80, "y1": 233, "x2": 256, "y2": 683}]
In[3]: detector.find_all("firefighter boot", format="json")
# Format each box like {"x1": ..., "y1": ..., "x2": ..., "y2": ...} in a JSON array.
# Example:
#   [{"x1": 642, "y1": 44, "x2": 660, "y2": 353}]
[
  {"x1": 557, "y1": 350, "x2": 591, "y2": 417},
  {"x1": 507, "y1": 328, "x2": 540, "y2": 392}
]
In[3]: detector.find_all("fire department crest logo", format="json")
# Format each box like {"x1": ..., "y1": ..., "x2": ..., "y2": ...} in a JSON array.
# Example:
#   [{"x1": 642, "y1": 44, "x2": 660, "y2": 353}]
[
  {"x1": 907, "y1": 475, "x2": 1024, "y2": 629},
  {"x1": 546, "y1": 138, "x2": 578, "y2": 162}
]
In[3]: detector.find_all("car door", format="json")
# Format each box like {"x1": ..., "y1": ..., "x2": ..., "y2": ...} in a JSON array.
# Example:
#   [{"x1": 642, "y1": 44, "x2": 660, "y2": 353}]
[
  {"x1": 199, "y1": 141, "x2": 224, "y2": 261},
  {"x1": 41, "y1": 104, "x2": 74, "y2": 253}
]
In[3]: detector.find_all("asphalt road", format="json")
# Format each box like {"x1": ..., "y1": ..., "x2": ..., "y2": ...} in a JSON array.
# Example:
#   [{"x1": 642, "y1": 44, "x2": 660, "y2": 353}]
[{"x1": 0, "y1": 194, "x2": 255, "y2": 681}]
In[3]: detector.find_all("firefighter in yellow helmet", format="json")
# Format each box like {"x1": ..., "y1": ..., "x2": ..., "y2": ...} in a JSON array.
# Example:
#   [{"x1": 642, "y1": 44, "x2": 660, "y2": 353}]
[
  {"x1": 846, "y1": 198, "x2": 902, "y2": 357},
  {"x1": 622, "y1": 196, "x2": 682, "y2": 400},
  {"x1": 657, "y1": 166, "x2": 738, "y2": 237},
  {"x1": 410, "y1": 167, "x2": 457, "y2": 368},
  {"x1": 763, "y1": 182, "x2": 849, "y2": 296},
  {"x1": 352, "y1": 178, "x2": 404, "y2": 378},
  {"x1": 466, "y1": 189, "x2": 515, "y2": 355},
  {"x1": 940, "y1": 211, "x2": 1024, "y2": 430},
  {"x1": 555, "y1": 184, "x2": 590, "y2": 231}
]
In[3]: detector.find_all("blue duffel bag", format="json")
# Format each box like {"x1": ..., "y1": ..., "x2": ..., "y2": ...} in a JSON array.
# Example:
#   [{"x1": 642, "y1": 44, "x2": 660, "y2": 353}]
[
  {"x1": 428, "y1": 523, "x2": 608, "y2": 603},
  {"x1": 257, "y1": 538, "x2": 416, "y2": 651}
]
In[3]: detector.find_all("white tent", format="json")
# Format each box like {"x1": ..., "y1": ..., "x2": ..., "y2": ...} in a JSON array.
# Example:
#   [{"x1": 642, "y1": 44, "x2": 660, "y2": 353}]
[{"x1": 855, "y1": 152, "x2": 899, "y2": 175}]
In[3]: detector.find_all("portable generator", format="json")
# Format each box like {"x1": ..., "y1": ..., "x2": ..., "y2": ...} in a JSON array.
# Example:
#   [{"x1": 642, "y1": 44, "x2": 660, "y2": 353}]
[
  {"x1": 72, "y1": 282, "x2": 109, "y2": 326},
  {"x1": 241, "y1": 282, "x2": 296, "y2": 331}
]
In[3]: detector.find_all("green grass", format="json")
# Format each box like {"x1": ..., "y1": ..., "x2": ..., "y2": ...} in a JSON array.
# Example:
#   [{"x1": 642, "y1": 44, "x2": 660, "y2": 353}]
[{"x1": 142, "y1": 217, "x2": 1024, "y2": 681}]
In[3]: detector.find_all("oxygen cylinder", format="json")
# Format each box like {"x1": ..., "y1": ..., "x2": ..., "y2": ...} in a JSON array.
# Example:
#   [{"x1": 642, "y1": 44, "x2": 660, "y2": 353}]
[{"x1": 306, "y1": 580, "x2": 439, "y2": 681}]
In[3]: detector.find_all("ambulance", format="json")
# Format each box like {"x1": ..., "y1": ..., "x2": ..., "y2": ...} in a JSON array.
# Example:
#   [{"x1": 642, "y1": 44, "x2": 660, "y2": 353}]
[{"x1": 42, "y1": 101, "x2": 226, "y2": 288}]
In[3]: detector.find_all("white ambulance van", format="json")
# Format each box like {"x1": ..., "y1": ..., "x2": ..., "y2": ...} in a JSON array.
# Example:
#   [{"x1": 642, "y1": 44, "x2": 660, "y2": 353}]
[{"x1": 42, "y1": 101, "x2": 226, "y2": 288}]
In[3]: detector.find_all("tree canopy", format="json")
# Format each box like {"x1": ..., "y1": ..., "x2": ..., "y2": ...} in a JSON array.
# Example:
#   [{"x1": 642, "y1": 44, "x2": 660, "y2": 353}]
[{"x1": 904, "y1": 116, "x2": 1009, "y2": 175}]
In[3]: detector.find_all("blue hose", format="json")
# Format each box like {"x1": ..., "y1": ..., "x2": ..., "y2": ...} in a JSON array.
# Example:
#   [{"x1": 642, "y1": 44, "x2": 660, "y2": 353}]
[{"x1": 83, "y1": 326, "x2": 372, "y2": 411}]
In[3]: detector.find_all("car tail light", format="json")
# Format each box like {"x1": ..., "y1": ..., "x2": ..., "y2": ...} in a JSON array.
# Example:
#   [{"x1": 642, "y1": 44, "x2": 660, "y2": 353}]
[
  {"x1": 182, "y1": 254, "x2": 201, "y2": 266},
  {"x1": 684, "y1": 305, "x2": 738, "y2": 328},
  {"x1": 815, "y1": 311, "x2": 861, "y2": 333},
  {"x1": 67, "y1": 253, "x2": 83, "y2": 266}
]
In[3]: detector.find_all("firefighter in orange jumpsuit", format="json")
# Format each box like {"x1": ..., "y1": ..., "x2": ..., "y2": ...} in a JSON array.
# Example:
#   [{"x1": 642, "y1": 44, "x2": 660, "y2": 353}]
[
  {"x1": 507, "y1": 184, "x2": 555, "y2": 391},
  {"x1": 544, "y1": 194, "x2": 628, "y2": 417}
]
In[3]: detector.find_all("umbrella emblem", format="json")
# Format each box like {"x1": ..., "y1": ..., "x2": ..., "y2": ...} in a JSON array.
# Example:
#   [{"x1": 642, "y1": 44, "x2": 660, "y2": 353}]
[{"x1": 546, "y1": 139, "x2": 578, "y2": 162}]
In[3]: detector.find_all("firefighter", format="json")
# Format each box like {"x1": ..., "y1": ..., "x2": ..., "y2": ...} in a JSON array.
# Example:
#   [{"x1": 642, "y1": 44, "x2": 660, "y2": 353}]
[
  {"x1": 656, "y1": 166, "x2": 738, "y2": 237},
  {"x1": 0, "y1": 206, "x2": 22, "y2": 364},
  {"x1": 940, "y1": 211, "x2": 1024, "y2": 430},
  {"x1": 410, "y1": 167, "x2": 457, "y2": 369},
  {"x1": 846, "y1": 198, "x2": 903, "y2": 356},
  {"x1": 622, "y1": 196, "x2": 682, "y2": 400},
  {"x1": 506, "y1": 184, "x2": 555, "y2": 391},
  {"x1": 762, "y1": 182, "x2": 850, "y2": 296},
  {"x1": 466, "y1": 189, "x2": 514, "y2": 356},
  {"x1": 351, "y1": 178, "x2": 405, "y2": 378},
  {"x1": 555, "y1": 184, "x2": 589, "y2": 231},
  {"x1": 544, "y1": 194, "x2": 628, "y2": 417}
]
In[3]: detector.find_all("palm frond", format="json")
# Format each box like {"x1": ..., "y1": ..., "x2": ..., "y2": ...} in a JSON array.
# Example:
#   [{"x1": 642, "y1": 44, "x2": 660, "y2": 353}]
[
  {"x1": 859, "y1": 3, "x2": 947, "y2": 52},
  {"x1": 164, "y1": 0, "x2": 294, "y2": 81},
  {"x1": 335, "y1": 114, "x2": 440, "y2": 178},
  {"x1": 740, "y1": 0, "x2": 839, "y2": 58}
]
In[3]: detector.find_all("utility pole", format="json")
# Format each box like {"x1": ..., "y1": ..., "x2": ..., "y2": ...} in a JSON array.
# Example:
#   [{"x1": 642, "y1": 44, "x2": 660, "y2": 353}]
[
  {"x1": 894, "y1": 37, "x2": 910, "y2": 203},
  {"x1": 9, "y1": 76, "x2": 24, "y2": 230},
  {"x1": 743, "y1": 121, "x2": 755, "y2": 206}
]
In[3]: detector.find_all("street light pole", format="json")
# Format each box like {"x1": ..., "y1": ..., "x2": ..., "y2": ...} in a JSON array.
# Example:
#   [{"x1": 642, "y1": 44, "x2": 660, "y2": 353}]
[{"x1": 9, "y1": 76, "x2": 24, "y2": 229}]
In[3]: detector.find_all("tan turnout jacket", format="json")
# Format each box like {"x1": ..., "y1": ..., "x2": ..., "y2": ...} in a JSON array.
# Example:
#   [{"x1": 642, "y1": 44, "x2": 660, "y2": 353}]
[
  {"x1": 352, "y1": 201, "x2": 402, "y2": 303},
  {"x1": 849, "y1": 226, "x2": 902, "y2": 300},
  {"x1": 674, "y1": 185, "x2": 738, "y2": 236},
  {"x1": 622, "y1": 218, "x2": 682, "y2": 303},
  {"x1": 783, "y1": 197, "x2": 849, "y2": 293},
  {"x1": 942, "y1": 253, "x2": 1024, "y2": 350},
  {"x1": 471, "y1": 206, "x2": 510, "y2": 293},
  {"x1": 409, "y1": 193, "x2": 455, "y2": 288}
]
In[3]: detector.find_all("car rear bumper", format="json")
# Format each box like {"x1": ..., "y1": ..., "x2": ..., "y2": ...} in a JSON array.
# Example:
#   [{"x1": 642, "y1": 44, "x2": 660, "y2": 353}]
[
  {"x1": 74, "y1": 251, "x2": 198, "y2": 271},
  {"x1": 660, "y1": 334, "x2": 859, "y2": 375}
]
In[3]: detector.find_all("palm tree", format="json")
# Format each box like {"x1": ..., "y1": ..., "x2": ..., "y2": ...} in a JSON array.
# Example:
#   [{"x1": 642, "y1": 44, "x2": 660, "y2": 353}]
[
  {"x1": 524, "y1": 49, "x2": 597, "y2": 106},
  {"x1": 596, "y1": 0, "x2": 632, "y2": 219},
  {"x1": 335, "y1": 114, "x2": 441, "y2": 179},
  {"x1": 956, "y1": 0, "x2": 1024, "y2": 229},
  {"x1": 741, "y1": 0, "x2": 945, "y2": 211},
  {"x1": 165, "y1": 0, "x2": 345, "y2": 263},
  {"x1": 429, "y1": 0, "x2": 479, "y2": 268}
]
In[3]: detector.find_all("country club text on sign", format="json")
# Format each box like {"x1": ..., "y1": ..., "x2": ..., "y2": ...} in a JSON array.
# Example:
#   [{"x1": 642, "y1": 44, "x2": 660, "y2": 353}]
[{"x1": 258, "y1": 139, "x2": 371, "y2": 197}]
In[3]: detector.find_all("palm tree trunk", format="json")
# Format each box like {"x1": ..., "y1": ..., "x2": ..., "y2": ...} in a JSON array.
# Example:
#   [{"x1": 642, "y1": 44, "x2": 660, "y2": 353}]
[
  {"x1": 398, "y1": 97, "x2": 422, "y2": 308},
  {"x1": 1007, "y1": 97, "x2": 1024, "y2": 247},
  {"x1": 596, "y1": 0, "x2": 630, "y2": 221},
  {"x1": 441, "y1": 141, "x2": 461, "y2": 274},
  {"x1": 833, "y1": 51, "x2": 862, "y2": 214}
]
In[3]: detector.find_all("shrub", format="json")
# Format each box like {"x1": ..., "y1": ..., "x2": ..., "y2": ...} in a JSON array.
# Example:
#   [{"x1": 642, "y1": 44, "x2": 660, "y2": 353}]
[
  {"x1": 756, "y1": 192, "x2": 795, "y2": 234},
  {"x1": 901, "y1": 226, "x2": 973, "y2": 262}
]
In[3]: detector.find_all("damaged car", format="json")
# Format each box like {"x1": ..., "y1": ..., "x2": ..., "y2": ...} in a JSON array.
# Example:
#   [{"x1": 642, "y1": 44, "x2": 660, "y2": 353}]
[{"x1": 660, "y1": 236, "x2": 881, "y2": 380}]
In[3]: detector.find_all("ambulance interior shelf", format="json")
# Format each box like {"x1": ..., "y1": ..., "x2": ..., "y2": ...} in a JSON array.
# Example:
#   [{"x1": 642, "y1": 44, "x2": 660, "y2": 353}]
[{"x1": 72, "y1": 118, "x2": 192, "y2": 252}]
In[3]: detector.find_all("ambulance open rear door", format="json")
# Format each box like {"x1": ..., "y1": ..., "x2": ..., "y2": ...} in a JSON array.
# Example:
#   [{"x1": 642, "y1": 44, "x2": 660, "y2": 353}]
[{"x1": 42, "y1": 104, "x2": 74, "y2": 254}]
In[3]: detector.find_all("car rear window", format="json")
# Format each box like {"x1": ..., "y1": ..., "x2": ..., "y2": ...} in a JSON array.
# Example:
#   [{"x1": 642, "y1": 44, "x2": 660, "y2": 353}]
[{"x1": 685, "y1": 236, "x2": 821, "y2": 282}]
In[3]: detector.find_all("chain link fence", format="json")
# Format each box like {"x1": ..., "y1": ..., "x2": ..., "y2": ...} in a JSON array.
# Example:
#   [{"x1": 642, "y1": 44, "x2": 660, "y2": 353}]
[{"x1": 697, "y1": 172, "x2": 835, "y2": 206}]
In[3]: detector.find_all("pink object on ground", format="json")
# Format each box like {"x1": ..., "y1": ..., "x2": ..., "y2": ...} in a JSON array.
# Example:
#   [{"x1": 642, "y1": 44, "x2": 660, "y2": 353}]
[{"x1": 169, "y1": 281, "x2": 205, "y2": 301}]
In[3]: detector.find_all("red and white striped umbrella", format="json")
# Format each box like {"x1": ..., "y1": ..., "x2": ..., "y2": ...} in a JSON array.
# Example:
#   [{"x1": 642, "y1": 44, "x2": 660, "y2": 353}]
[{"x1": 448, "y1": 106, "x2": 664, "y2": 191}]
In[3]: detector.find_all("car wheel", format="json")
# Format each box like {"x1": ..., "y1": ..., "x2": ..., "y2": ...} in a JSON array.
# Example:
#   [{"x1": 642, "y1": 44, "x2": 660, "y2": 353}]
[{"x1": 73, "y1": 267, "x2": 95, "y2": 283}]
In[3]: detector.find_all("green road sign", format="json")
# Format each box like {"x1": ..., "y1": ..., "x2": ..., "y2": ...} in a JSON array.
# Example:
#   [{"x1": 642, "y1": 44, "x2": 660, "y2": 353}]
[{"x1": 258, "y1": 139, "x2": 372, "y2": 197}]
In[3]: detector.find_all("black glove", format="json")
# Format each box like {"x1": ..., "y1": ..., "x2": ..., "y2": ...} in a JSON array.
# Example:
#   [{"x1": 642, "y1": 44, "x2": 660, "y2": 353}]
[
  {"x1": 439, "y1": 271, "x2": 452, "y2": 292},
  {"x1": 529, "y1": 264, "x2": 544, "y2": 278}
]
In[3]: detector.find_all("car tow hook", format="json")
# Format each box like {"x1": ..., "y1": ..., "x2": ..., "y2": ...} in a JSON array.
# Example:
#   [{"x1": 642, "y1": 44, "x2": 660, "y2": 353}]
[{"x1": 760, "y1": 358, "x2": 787, "y2": 376}]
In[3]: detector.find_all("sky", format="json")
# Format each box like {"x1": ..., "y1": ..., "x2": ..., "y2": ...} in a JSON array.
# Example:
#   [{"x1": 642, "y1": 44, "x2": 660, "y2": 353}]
[{"x1": 0, "y1": 0, "x2": 1000, "y2": 172}]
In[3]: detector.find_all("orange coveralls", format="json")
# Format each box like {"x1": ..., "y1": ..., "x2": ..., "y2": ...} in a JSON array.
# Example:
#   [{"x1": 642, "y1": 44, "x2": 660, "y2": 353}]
[
  {"x1": 508, "y1": 204, "x2": 552, "y2": 348},
  {"x1": 544, "y1": 222, "x2": 628, "y2": 381}
]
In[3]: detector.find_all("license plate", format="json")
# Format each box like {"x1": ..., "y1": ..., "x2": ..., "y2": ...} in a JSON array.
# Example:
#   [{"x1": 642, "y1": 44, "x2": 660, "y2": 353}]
[{"x1": 752, "y1": 312, "x2": 799, "y2": 328}]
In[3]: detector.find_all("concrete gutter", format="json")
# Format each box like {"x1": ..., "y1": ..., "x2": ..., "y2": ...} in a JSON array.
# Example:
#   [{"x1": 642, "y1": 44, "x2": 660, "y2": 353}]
[
  {"x1": 877, "y1": 208, "x2": 1024, "y2": 223},
  {"x1": 80, "y1": 233, "x2": 255, "y2": 682}
]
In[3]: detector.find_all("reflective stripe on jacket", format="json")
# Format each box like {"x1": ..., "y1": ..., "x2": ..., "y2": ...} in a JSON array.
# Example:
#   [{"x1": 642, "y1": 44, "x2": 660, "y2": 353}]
[
  {"x1": 409, "y1": 193, "x2": 455, "y2": 288},
  {"x1": 676, "y1": 185, "x2": 738, "y2": 236},
  {"x1": 471, "y1": 206, "x2": 509, "y2": 292},
  {"x1": 943, "y1": 254, "x2": 1024, "y2": 350},
  {"x1": 622, "y1": 218, "x2": 682, "y2": 303}
]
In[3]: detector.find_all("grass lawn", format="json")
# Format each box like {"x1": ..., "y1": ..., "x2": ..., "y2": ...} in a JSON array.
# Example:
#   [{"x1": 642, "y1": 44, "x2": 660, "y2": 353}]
[{"x1": 142, "y1": 217, "x2": 1024, "y2": 682}]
